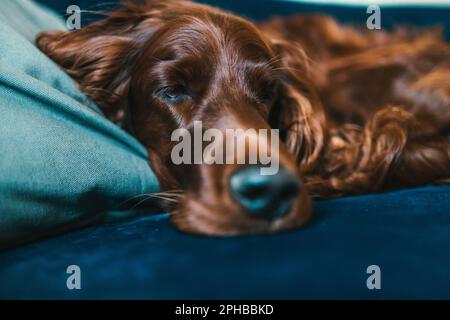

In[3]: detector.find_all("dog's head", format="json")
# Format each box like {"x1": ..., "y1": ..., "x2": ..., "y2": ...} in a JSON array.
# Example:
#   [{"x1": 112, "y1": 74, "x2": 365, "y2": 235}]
[{"x1": 37, "y1": 0, "x2": 325, "y2": 235}]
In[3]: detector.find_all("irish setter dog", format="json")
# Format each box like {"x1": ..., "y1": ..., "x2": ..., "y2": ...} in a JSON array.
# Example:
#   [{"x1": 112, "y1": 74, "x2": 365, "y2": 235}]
[{"x1": 36, "y1": 0, "x2": 450, "y2": 236}]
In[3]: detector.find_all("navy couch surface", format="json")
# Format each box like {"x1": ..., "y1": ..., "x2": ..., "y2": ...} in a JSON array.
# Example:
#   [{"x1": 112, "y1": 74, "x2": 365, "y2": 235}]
[
  {"x1": 2, "y1": 186, "x2": 450, "y2": 299},
  {"x1": 1, "y1": 1, "x2": 450, "y2": 299}
]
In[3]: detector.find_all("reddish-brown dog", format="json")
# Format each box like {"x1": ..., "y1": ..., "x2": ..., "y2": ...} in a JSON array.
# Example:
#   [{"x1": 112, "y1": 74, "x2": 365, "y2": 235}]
[{"x1": 37, "y1": 0, "x2": 450, "y2": 236}]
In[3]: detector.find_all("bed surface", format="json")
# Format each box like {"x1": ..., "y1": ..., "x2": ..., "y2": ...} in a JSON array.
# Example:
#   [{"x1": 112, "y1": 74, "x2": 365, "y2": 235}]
[{"x1": 2, "y1": 185, "x2": 450, "y2": 299}]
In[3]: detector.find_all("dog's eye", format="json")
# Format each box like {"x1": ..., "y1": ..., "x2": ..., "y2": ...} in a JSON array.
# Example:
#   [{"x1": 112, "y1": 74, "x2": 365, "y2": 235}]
[
  {"x1": 258, "y1": 79, "x2": 279, "y2": 103},
  {"x1": 260, "y1": 89, "x2": 275, "y2": 102},
  {"x1": 257, "y1": 90, "x2": 275, "y2": 105},
  {"x1": 158, "y1": 86, "x2": 191, "y2": 104}
]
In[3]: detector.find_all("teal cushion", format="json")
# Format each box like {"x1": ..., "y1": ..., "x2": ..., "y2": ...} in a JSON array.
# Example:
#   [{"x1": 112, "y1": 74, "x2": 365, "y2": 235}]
[{"x1": 0, "y1": 1, "x2": 159, "y2": 246}]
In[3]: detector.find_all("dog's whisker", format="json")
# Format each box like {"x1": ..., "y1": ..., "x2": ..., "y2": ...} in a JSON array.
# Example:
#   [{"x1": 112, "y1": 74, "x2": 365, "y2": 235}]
[
  {"x1": 155, "y1": 194, "x2": 182, "y2": 198},
  {"x1": 68, "y1": 10, "x2": 110, "y2": 17},
  {"x1": 154, "y1": 191, "x2": 183, "y2": 195},
  {"x1": 119, "y1": 190, "x2": 183, "y2": 208},
  {"x1": 131, "y1": 197, "x2": 155, "y2": 210},
  {"x1": 131, "y1": 195, "x2": 179, "y2": 210},
  {"x1": 85, "y1": 2, "x2": 117, "y2": 10}
]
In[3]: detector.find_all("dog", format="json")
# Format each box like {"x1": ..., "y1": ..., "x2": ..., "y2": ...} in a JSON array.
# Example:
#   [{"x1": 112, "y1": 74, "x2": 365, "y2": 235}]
[{"x1": 36, "y1": 0, "x2": 450, "y2": 236}]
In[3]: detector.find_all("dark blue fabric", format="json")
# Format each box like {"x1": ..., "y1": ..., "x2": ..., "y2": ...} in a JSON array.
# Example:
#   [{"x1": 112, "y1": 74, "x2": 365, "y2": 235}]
[
  {"x1": 2, "y1": 1, "x2": 449, "y2": 299},
  {"x1": 1, "y1": 185, "x2": 450, "y2": 299},
  {"x1": 36, "y1": 0, "x2": 450, "y2": 40}
]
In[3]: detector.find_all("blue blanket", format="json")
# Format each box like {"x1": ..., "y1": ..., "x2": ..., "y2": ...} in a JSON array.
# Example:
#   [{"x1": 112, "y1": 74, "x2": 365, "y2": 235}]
[
  {"x1": 1, "y1": 185, "x2": 450, "y2": 299},
  {"x1": 1, "y1": 0, "x2": 449, "y2": 299}
]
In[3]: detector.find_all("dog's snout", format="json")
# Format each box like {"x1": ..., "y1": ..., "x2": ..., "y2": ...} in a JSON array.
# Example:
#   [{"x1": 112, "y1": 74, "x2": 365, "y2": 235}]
[{"x1": 229, "y1": 166, "x2": 300, "y2": 220}]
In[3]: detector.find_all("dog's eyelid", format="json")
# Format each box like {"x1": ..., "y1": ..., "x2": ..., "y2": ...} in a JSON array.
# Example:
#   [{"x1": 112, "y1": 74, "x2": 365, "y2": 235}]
[
  {"x1": 257, "y1": 78, "x2": 279, "y2": 103},
  {"x1": 155, "y1": 85, "x2": 192, "y2": 104}
]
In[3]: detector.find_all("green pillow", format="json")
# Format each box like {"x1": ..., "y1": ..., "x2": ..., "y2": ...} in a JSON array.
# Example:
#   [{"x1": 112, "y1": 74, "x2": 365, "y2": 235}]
[{"x1": 0, "y1": 0, "x2": 159, "y2": 246}]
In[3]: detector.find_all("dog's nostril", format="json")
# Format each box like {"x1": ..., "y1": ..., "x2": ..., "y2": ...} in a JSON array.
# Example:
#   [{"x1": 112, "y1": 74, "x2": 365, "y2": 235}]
[
  {"x1": 280, "y1": 180, "x2": 300, "y2": 200},
  {"x1": 229, "y1": 165, "x2": 301, "y2": 220},
  {"x1": 240, "y1": 184, "x2": 269, "y2": 200}
]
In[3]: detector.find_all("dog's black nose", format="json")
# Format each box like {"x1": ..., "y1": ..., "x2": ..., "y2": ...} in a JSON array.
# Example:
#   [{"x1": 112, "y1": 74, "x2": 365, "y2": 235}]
[{"x1": 229, "y1": 165, "x2": 300, "y2": 219}]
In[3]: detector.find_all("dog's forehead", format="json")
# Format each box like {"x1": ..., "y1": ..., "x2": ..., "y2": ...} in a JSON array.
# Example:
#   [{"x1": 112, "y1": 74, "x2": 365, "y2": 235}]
[
  {"x1": 154, "y1": 12, "x2": 272, "y2": 61},
  {"x1": 139, "y1": 10, "x2": 277, "y2": 91}
]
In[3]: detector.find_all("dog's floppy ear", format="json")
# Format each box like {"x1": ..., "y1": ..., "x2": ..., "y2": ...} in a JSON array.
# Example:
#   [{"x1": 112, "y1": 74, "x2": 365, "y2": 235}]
[
  {"x1": 269, "y1": 40, "x2": 326, "y2": 172},
  {"x1": 36, "y1": 1, "x2": 168, "y2": 122}
]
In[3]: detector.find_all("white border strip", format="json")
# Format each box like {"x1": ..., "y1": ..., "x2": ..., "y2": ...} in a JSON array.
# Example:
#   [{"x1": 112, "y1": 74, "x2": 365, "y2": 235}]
[{"x1": 278, "y1": 0, "x2": 450, "y2": 7}]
